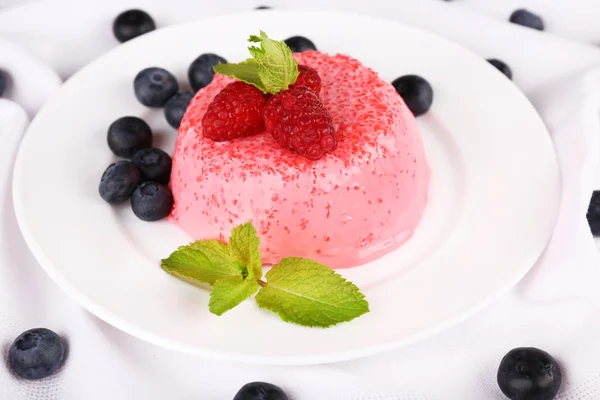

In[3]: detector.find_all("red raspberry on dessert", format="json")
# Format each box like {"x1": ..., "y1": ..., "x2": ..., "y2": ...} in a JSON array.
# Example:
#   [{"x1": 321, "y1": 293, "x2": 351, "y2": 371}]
[
  {"x1": 290, "y1": 65, "x2": 321, "y2": 95},
  {"x1": 263, "y1": 85, "x2": 336, "y2": 160},
  {"x1": 201, "y1": 81, "x2": 268, "y2": 141}
]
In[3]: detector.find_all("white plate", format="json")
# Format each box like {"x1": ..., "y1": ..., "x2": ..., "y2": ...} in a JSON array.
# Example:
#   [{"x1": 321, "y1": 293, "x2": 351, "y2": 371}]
[{"x1": 13, "y1": 11, "x2": 560, "y2": 365}]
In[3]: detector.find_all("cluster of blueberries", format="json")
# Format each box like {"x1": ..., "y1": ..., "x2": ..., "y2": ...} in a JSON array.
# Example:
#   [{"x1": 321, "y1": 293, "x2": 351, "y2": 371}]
[{"x1": 1, "y1": 4, "x2": 593, "y2": 400}]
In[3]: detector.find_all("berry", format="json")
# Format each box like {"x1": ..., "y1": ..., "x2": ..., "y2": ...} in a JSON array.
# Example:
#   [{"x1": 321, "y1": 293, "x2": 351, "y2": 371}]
[
  {"x1": 188, "y1": 53, "x2": 227, "y2": 91},
  {"x1": 164, "y1": 91, "x2": 194, "y2": 128},
  {"x1": 498, "y1": 347, "x2": 561, "y2": 400},
  {"x1": 587, "y1": 191, "x2": 600, "y2": 236},
  {"x1": 263, "y1": 86, "x2": 336, "y2": 160},
  {"x1": 0, "y1": 70, "x2": 6, "y2": 97},
  {"x1": 134, "y1": 67, "x2": 179, "y2": 107},
  {"x1": 8, "y1": 328, "x2": 66, "y2": 380},
  {"x1": 99, "y1": 160, "x2": 142, "y2": 204},
  {"x1": 391, "y1": 75, "x2": 433, "y2": 117},
  {"x1": 284, "y1": 36, "x2": 317, "y2": 53},
  {"x1": 233, "y1": 382, "x2": 289, "y2": 400},
  {"x1": 113, "y1": 9, "x2": 156, "y2": 43},
  {"x1": 131, "y1": 182, "x2": 173, "y2": 221},
  {"x1": 488, "y1": 59, "x2": 513, "y2": 80},
  {"x1": 509, "y1": 9, "x2": 545, "y2": 31},
  {"x1": 255, "y1": 5, "x2": 271, "y2": 10},
  {"x1": 290, "y1": 65, "x2": 321, "y2": 95},
  {"x1": 131, "y1": 147, "x2": 172, "y2": 184},
  {"x1": 202, "y1": 81, "x2": 268, "y2": 142},
  {"x1": 107, "y1": 116, "x2": 152, "y2": 158}
]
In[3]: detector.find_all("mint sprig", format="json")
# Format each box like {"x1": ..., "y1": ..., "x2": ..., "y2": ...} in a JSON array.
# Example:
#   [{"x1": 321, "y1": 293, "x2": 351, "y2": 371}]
[
  {"x1": 161, "y1": 222, "x2": 370, "y2": 327},
  {"x1": 213, "y1": 31, "x2": 299, "y2": 95}
]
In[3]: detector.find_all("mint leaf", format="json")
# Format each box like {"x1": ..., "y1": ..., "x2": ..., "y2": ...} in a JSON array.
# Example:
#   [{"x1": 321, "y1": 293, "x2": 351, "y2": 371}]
[
  {"x1": 209, "y1": 276, "x2": 260, "y2": 316},
  {"x1": 213, "y1": 59, "x2": 266, "y2": 93},
  {"x1": 212, "y1": 31, "x2": 299, "y2": 94},
  {"x1": 161, "y1": 240, "x2": 245, "y2": 286},
  {"x1": 255, "y1": 258, "x2": 370, "y2": 327},
  {"x1": 228, "y1": 222, "x2": 262, "y2": 280},
  {"x1": 250, "y1": 31, "x2": 299, "y2": 94}
]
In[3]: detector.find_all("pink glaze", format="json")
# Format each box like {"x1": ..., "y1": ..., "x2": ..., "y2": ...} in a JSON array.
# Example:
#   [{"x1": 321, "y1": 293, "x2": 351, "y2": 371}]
[{"x1": 169, "y1": 51, "x2": 430, "y2": 269}]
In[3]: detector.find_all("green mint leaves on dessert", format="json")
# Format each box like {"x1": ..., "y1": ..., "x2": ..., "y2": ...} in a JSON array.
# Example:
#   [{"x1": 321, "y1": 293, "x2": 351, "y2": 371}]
[
  {"x1": 255, "y1": 258, "x2": 370, "y2": 327},
  {"x1": 213, "y1": 31, "x2": 299, "y2": 95},
  {"x1": 213, "y1": 59, "x2": 266, "y2": 92},
  {"x1": 161, "y1": 222, "x2": 369, "y2": 327}
]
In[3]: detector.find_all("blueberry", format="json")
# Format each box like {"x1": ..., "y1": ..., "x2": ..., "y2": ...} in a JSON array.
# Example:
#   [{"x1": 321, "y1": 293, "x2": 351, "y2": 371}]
[
  {"x1": 131, "y1": 148, "x2": 172, "y2": 184},
  {"x1": 8, "y1": 328, "x2": 66, "y2": 380},
  {"x1": 113, "y1": 9, "x2": 156, "y2": 43},
  {"x1": 498, "y1": 347, "x2": 562, "y2": 400},
  {"x1": 283, "y1": 36, "x2": 317, "y2": 53},
  {"x1": 188, "y1": 53, "x2": 227, "y2": 92},
  {"x1": 509, "y1": 9, "x2": 545, "y2": 31},
  {"x1": 487, "y1": 59, "x2": 513, "y2": 80},
  {"x1": 131, "y1": 182, "x2": 173, "y2": 221},
  {"x1": 0, "y1": 70, "x2": 6, "y2": 97},
  {"x1": 391, "y1": 75, "x2": 433, "y2": 117},
  {"x1": 255, "y1": 5, "x2": 271, "y2": 10},
  {"x1": 587, "y1": 191, "x2": 600, "y2": 236},
  {"x1": 233, "y1": 382, "x2": 289, "y2": 400},
  {"x1": 134, "y1": 67, "x2": 179, "y2": 107},
  {"x1": 107, "y1": 116, "x2": 153, "y2": 158},
  {"x1": 99, "y1": 160, "x2": 142, "y2": 204},
  {"x1": 164, "y1": 91, "x2": 194, "y2": 128}
]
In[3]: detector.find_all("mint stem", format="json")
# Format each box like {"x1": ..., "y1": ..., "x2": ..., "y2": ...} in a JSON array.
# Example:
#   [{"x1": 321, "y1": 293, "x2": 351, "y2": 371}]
[{"x1": 258, "y1": 280, "x2": 267, "y2": 287}]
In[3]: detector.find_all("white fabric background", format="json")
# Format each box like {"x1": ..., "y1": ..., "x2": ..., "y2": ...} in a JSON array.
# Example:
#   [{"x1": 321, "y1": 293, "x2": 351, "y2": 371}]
[{"x1": 2, "y1": 0, "x2": 600, "y2": 399}]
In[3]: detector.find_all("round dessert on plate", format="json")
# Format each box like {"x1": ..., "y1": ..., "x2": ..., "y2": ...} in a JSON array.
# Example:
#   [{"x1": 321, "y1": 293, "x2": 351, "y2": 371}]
[{"x1": 170, "y1": 51, "x2": 430, "y2": 269}]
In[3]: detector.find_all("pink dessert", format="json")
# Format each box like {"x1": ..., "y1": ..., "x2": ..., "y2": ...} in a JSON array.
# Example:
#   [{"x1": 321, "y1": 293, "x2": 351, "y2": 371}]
[{"x1": 169, "y1": 51, "x2": 430, "y2": 269}]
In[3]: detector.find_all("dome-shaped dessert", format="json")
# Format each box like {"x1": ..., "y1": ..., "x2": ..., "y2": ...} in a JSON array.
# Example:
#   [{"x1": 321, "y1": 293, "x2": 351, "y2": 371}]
[{"x1": 169, "y1": 51, "x2": 429, "y2": 269}]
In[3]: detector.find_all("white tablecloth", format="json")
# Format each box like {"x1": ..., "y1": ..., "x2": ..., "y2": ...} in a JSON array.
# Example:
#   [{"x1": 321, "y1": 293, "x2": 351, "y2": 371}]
[{"x1": 2, "y1": 1, "x2": 600, "y2": 399}]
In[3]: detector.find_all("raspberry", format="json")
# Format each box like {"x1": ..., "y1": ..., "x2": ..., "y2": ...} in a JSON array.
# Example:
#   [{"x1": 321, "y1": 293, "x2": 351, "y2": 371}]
[
  {"x1": 290, "y1": 65, "x2": 321, "y2": 95},
  {"x1": 263, "y1": 85, "x2": 336, "y2": 160},
  {"x1": 202, "y1": 81, "x2": 268, "y2": 141}
]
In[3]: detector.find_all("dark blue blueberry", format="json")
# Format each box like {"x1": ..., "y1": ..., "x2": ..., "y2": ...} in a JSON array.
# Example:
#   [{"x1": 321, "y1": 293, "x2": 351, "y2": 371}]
[
  {"x1": 0, "y1": 70, "x2": 6, "y2": 97},
  {"x1": 131, "y1": 147, "x2": 172, "y2": 185},
  {"x1": 587, "y1": 191, "x2": 600, "y2": 236},
  {"x1": 113, "y1": 9, "x2": 156, "y2": 43},
  {"x1": 164, "y1": 91, "x2": 194, "y2": 128},
  {"x1": 188, "y1": 53, "x2": 227, "y2": 92},
  {"x1": 487, "y1": 59, "x2": 513, "y2": 80},
  {"x1": 131, "y1": 182, "x2": 173, "y2": 221},
  {"x1": 8, "y1": 328, "x2": 66, "y2": 380},
  {"x1": 255, "y1": 5, "x2": 271, "y2": 10},
  {"x1": 233, "y1": 382, "x2": 288, "y2": 400},
  {"x1": 99, "y1": 160, "x2": 142, "y2": 204},
  {"x1": 509, "y1": 9, "x2": 545, "y2": 31},
  {"x1": 134, "y1": 67, "x2": 179, "y2": 107},
  {"x1": 391, "y1": 75, "x2": 433, "y2": 117},
  {"x1": 107, "y1": 116, "x2": 152, "y2": 158},
  {"x1": 498, "y1": 347, "x2": 561, "y2": 400},
  {"x1": 283, "y1": 36, "x2": 317, "y2": 53}
]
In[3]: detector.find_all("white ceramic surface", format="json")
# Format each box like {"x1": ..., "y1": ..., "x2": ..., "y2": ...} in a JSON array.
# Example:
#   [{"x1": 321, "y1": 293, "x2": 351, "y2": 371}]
[{"x1": 12, "y1": 11, "x2": 560, "y2": 365}]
